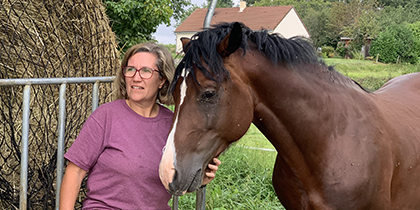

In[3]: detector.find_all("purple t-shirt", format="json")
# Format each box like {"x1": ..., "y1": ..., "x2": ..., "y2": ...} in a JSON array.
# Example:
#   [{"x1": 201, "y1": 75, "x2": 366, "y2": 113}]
[{"x1": 64, "y1": 99, "x2": 173, "y2": 209}]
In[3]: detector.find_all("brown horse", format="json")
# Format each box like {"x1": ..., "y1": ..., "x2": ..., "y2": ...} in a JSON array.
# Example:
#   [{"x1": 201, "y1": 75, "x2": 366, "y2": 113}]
[{"x1": 159, "y1": 22, "x2": 420, "y2": 209}]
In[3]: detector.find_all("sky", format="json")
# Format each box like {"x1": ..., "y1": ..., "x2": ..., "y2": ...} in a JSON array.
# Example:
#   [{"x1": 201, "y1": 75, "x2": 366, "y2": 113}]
[{"x1": 152, "y1": 0, "x2": 241, "y2": 44}]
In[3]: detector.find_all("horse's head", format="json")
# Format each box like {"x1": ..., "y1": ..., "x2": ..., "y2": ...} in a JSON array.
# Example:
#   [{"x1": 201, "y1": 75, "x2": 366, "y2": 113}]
[{"x1": 159, "y1": 22, "x2": 254, "y2": 195}]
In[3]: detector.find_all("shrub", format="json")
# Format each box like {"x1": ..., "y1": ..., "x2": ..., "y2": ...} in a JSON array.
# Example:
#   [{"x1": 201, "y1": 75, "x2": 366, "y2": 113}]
[
  {"x1": 322, "y1": 46, "x2": 334, "y2": 55},
  {"x1": 336, "y1": 42, "x2": 348, "y2": 58},
  {"x1": 407, "y1": 21, "x2": 420, "y2": 57},
  {"x1": 370, "y1": 25, "x2": 419, "y2": 64},
  {"x1": 350, "y1": 50, "x2": 364, "y2": 60},
  {"x1": 321, "y1": 46, "x2": 335, "y2": 58}
]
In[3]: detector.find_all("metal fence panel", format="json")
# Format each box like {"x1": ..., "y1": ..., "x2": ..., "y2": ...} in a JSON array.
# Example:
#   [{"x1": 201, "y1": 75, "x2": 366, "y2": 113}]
[{"x1": 0, "y1": 77, "x2": 205, "y2": 210}]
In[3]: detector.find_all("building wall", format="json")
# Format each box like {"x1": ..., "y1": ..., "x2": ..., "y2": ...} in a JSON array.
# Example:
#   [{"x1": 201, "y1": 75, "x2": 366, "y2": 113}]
[{"x1": 273, "y1": 8, "x2": 309, "y2": 38}]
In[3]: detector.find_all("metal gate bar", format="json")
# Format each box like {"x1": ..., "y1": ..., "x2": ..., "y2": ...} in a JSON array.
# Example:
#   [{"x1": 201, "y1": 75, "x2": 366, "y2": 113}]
[
  {"x1": 19, "y1": 85, "x2": 31, "y2": 210},
  {"x1": 56, "y1": 83, "x2": 67, "y2": 208}
]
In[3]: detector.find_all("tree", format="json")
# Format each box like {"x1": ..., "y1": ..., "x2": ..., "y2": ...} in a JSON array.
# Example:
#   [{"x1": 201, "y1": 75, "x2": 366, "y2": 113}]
[
  {"x1": 377, "y1": 0, "x2": 419, "y2": 7},
  {"x1": 171, "y1": 0, "x2": 194, "y2": 22},
  {"x1": 370, "y1": 25, "x2": 419, "y2": 64},
  {"x1": 254, "y1": 0, "x2": 328, "y2": 20},
  {"x1": 244, "y1": 0, "x2": 257, "y2": 6},
  {"x1": 206, "y1": 0, "x2": 234, "y2": 8},
  {"x1": 407, "y1": 21, "x2": 420, "y2": 57},
  {"x1": 104, "y1": 0, "x2": 193, "y2": 51},
  {"x1": 329, "y1": 0, "x2": 380, "y2": 51},
  {"x1": 302, "y1": 7, "x2": 337, "y2": 48},
  {"x1": 377, "y1": 2, "x2": 420, "y2": 28},
  {"x1": 254, "y1": 0, "x2": 337, "y2": 47}
]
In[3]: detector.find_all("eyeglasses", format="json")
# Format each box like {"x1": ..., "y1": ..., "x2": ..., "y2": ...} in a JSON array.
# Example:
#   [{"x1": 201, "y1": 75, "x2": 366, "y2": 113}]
[{"x1": 123, "y1": 66, "x2": 161, "y2": 79}]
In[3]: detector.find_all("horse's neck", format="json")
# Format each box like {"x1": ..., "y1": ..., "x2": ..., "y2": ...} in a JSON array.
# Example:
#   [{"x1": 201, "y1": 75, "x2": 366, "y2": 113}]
[{"x1": 250, "y1": 62, "x2": 370, "y2": 151}]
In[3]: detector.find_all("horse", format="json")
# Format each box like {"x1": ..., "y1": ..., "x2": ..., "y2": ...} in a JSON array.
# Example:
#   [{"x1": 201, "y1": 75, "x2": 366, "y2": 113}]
[{"x1": 159, "y1": 22, "x2": 420, "y2": 209}]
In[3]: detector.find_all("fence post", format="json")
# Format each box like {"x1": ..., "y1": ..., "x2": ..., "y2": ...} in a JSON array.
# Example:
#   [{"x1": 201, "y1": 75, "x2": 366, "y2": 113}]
[
  {"x1": 196, "y1": 187, "x2": 206, "y2": 210},
  {"x1": 92, "y1": 80, "x2": 100, "y2": 112},
  {"x1": 55, "y1": 83, "x2": 67, "y2": 209},
  {"x1": 172, "y1": 196, "x2": 179, "y2": 210},
  {"x1": 19, "y1": 85, "x2": 31, "y2": 210}
]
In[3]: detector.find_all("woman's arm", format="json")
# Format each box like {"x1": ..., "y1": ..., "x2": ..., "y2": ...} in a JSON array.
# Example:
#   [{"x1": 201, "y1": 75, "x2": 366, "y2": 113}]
[{"x1": 59, "y1": 161, "x2": 87, "y2": 210}]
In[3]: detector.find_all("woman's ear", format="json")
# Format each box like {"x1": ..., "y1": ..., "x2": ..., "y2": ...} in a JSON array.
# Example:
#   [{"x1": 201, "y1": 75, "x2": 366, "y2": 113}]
[{"x1": 159, "y1": 78, "x2": 166, "y2": 89}]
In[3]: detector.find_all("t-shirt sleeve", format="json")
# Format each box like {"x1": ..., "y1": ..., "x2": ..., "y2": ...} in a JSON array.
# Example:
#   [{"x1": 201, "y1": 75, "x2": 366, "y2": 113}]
[{"x1": 64, "y1": 113, "x2": 105, "y2": 172}]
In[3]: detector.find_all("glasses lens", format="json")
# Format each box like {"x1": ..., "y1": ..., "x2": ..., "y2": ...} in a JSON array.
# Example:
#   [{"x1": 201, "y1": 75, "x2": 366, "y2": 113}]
[
  {"x1": 124, "y1": 67, "x2": 137, "y2": 77},
  {"x1": 140, "y1": 67, "x2": 154, "y2": 79}
]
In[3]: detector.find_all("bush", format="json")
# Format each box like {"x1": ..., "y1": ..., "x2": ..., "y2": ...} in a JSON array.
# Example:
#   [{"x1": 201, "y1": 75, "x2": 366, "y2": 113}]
[
  {"x1": 336, "y1": 42, "x2": 348, "y2": 58},
  {"x1": 370, "y1": 25, "x2": 419, "y2": 64},
  {"x1": 350, "y1": 50, "x2": 364, "y2": 60},
  {"x1": 407, "y1": 21, "x2": 420, "y2": 57},
  {"x1": 322, "y1": 46, "x2": 334, "y2": 55},
  {"x1": 321, "y1": 46, "x2": 335, "y2": 58}
]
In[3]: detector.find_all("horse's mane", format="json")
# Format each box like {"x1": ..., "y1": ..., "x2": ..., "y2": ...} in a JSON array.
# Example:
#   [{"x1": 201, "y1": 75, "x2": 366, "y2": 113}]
[{"x1": 171, "y1": 22, "x2": 323, "y2": 92}]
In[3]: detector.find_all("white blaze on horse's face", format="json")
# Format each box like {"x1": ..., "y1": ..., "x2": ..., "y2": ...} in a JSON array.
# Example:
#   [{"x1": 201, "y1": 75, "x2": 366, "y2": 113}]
[{"x1": 159, "y1": 68, "x2": 189, "y2": 194}]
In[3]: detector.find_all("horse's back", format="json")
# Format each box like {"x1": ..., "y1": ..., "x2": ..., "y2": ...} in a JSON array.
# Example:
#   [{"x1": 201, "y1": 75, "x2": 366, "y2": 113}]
[
  {"x1": 373, "y1": 72, "x2": 420, "y2": 209},
  {"x1": 374, "y1": 73, "x2": 420, "y2": 119},
  {"x1": 374, "y1": 72, "x2": 420, "y2": 123},
  {"x1": 375, "y1": 72, "x2": 420, "y2": 100}
]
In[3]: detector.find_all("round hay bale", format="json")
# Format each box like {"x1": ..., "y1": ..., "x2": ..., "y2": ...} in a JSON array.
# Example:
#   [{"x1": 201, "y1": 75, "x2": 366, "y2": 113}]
[{"x1": 0, "y1": 0, "x2": 120, "y2": 208}]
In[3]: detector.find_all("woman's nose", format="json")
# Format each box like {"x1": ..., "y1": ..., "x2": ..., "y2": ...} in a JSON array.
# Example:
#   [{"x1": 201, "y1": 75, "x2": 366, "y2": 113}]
[{"x1": 133, "y1": 71, "x2": 143, "y2": 81}]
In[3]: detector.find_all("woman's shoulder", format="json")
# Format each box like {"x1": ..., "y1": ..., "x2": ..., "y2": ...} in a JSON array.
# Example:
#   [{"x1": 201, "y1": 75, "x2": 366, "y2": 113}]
[
  {"x1": 158, "y1": 104, "x2": 174, "y2": 118},
  {"x1": 94, "y1": 99, "x2": 126, "y2": 112},
  {"x1": 88, "y1": 99, "x2": 127, "y2": 120}
]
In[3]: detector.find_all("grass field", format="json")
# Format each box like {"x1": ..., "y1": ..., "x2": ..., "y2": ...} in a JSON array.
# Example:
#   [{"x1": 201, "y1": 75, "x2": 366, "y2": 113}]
[
  {"x1": 173, "y1": 58, "x2": 420, "y2": 209},
  {"x1": 325, "y1": 58, "x2": 420, "y2": 91},
  {"x1": 174, "y1": 146, "x2": 283, "y2": 210}
]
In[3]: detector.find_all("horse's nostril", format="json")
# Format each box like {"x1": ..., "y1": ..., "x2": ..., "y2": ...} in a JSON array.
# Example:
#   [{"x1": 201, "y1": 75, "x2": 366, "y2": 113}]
[{"x1": 172, "y1": 168, "x2": 178, "y2": 180}]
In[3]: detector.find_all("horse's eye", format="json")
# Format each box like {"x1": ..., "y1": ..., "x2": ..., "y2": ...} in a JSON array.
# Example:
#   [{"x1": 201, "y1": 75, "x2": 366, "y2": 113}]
[{"x1": 202, "y1": 91, "x2": 216, "y2": 100}]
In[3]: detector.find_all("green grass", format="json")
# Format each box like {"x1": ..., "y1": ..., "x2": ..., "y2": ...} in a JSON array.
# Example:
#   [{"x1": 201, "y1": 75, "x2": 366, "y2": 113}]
[
  {"x1": 324, "y1": 58, "x2": 420, "y2": 90},
  {"x1": 172, "y1": 122, "x2": 278, "y2": 209},
  {"x1": 173, "y1": 146, "x2": 282, "y2": 210},
  {"x1": 162, "y1": 43, "x2": 177, "y2": 58},
  {"x1": 236, "y1": 124, "x2": 273, "y2": 150}
]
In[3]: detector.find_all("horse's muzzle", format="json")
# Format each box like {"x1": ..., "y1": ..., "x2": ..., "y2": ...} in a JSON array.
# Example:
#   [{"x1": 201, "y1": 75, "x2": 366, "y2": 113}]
[{"x1": 168, "y1": 168, "x2": 203, "y2": 196}]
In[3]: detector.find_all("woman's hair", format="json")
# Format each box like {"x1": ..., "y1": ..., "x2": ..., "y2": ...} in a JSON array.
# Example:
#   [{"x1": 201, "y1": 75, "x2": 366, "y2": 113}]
[{"x1": 114, "y1": 43, "x2": 175, "y2": 105}]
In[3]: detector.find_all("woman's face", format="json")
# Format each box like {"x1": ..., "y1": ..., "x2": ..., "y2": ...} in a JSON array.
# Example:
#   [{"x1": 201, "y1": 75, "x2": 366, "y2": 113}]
[{"x1": 125, "y1": 52, "x2": 166, "y2": 105}]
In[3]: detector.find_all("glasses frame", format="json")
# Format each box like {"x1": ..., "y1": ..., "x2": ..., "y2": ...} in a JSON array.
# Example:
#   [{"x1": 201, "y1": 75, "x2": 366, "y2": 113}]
[{"x1": 123, "y1": 66, "x2": 161, "y2": 79}]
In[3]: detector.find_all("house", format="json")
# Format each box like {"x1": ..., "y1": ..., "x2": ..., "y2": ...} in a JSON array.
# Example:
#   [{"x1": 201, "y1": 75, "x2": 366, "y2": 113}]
[{"x1": 174, "y1": 1, "x2": 309, "y2": 53}]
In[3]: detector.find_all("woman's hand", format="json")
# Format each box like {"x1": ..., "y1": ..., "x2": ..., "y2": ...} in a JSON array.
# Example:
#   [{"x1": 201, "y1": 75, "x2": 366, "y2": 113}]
[{"x1": 202, "y1": 158, "x2": 222, "y2": 186}]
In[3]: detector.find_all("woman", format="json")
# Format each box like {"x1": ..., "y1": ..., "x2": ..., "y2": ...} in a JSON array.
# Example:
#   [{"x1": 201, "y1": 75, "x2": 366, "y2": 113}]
[{"x1": 60, "y1": 43, "x2": 221, "y2": 209}]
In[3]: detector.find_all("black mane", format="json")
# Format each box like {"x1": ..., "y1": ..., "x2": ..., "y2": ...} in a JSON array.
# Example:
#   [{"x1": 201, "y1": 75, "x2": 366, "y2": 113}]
[{"x1": 171, "y1": 22, "x2": 319, "y2": 92}]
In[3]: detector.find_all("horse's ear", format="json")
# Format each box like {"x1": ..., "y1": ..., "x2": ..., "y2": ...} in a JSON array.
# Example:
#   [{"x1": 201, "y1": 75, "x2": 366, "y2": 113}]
[
  {"x1": 217, "y1": 22, "x2": 242, "y2": 57},
  {"x1": 181, "y1": 37, "x2": 191, "y2": 53}
]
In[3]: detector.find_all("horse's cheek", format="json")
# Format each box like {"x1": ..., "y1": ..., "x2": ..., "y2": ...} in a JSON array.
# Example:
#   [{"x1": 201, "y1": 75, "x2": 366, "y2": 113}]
[{"x1": 224, "y1": 88, "x2": 253, "y2": 141}]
